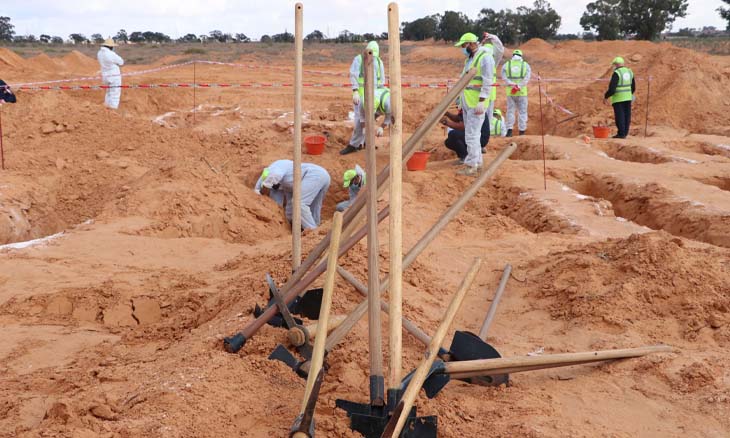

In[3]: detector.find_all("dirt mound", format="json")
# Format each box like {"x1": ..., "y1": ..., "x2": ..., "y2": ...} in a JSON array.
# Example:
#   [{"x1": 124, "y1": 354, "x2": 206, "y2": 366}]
[
  {"x1": 27, "y1": 53, "x2": 62, "y2": 72},
  {"x1": 525, "y1": 232, "x2": 730, "y2": 342},
  {"x1": 405, "y1": 44, "x2": 462, "y2": 64},
  {"x1": 518, "y1": 38, "x2": 554, "y2": 54},
  {"x1": 60, "y1": 50, "x2": 99, "y2": 74},
  {"x1": 104, "y1": 162, "x2": 288, "y2": 244},
  {"x1": 0, "y1": 47, "x2": 26, "y2": 70}
]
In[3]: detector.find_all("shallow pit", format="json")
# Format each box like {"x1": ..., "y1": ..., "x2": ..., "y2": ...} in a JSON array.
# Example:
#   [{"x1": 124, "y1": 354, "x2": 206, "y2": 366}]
[{"x1": 595, "y1": 141, "x2": 672, "y2": 164}]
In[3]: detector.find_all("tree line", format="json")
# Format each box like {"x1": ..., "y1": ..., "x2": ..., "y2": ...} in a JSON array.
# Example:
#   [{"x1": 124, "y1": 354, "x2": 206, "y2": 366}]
[{"x1": 2, "y1": 1, "x2": 727, "y2": 46}]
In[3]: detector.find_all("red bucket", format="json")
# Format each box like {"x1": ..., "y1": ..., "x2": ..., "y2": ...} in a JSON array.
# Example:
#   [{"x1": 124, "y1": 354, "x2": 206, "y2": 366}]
[
  {"x1": 592, "y1": 126, "x2": 610, "y2": 139},
  {"x1": 406, "y1": 151, "x2": 430, "y2": 171},
  {"x1": 304, "y1": 135, "x2": 326, "y2": 155}
]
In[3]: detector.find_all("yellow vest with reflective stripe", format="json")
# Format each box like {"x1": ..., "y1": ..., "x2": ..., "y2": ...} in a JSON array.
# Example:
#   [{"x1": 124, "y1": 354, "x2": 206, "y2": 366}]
[
  {"x1": 490, "y1": 117, "x2": 502, "y2": 136},
  {"x1": 357, "y1": 55, "x2": 384, "y2": 100},
  {"x1": 610, "y1": 67, "x2": 634, "y2": 104},
  {"x1": 505, "y1": 59, "x2": 528, "y2": 97},
  {"x1": 462, "y1": 50, "x2": 486, "y2": 108}
]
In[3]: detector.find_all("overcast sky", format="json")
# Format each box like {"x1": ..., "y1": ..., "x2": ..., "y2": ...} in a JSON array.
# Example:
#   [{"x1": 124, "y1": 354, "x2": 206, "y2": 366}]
[{"x1": 3, "y1": 0, "x2": 725, "y2": 40}]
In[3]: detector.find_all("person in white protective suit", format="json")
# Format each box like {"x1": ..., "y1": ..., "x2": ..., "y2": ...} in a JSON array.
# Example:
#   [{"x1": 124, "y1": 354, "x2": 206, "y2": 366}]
[
  {"x1": 97, "y1": 38, "x2": 124, "y2": 109},
  {"x1": 254, "y1": 160, "x2": 331, "y2": 230},
  {"x1": 454, "y1": 32, "x2": 495, "y2": 176},
  {"x1": 340, "y1": 40, "x2": 386, "y2": 155},
  {"x1": 480, "y1": 33, "x2": 505, "y2": 130},
  {"x1": 501, "y1": 49, "x2": 532, "y2": 136},
  {"x1": 336, "y1": 164, "x2": 366, "y2": 212}
]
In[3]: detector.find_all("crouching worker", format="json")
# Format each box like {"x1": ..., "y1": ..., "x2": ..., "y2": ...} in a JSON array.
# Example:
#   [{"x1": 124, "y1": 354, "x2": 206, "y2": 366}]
[
  {"x1": 336, "y1": 164, "x2": 366, "y2": 212},
  {"x1": 440, "y1": 109, "x2": 490, "y2": 164},
  {"x1": 254, "y1": 160, "x2": 331, "y2": 230},
  {"x1": 491, "y1": 108, "x2": 506, "y2": 137}
]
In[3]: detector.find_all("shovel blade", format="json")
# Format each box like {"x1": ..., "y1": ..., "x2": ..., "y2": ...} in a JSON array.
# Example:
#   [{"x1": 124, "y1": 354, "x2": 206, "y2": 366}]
[
  {"x1": 449, "y1": 330, "x2": 509, "y2": 387},
  {"x1": 269, "y1": 344, "x2": 300, "y2": 370},
  {"x1": 336, "y1": 399, "x2": 437, "y2": 438},
  {"x1": 292, "y1": 288, "x2": 324, "y2": 320}
]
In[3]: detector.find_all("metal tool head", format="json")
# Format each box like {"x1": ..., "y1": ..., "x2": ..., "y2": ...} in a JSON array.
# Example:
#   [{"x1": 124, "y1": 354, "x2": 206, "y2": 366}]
[
  {"x1": 448, "y1": 330, "x2": 509, "y2": 387},
  {"x1": 289, "y1": 368, "x2": 325, "y2": 438},
  {"x1": 336, "y1": 399, "x2": 437, "y2": 438},
  {"x1": 269, "y1": 344, "x2": 310, "y2": 378},
  {"x1": 254, "y1": 287, "x2": 324, "y2": 328}
]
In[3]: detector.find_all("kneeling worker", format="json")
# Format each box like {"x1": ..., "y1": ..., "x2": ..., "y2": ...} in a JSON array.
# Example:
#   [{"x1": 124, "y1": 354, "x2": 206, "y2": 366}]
[
  {"x1": 441, "y1": 109, "x2": 490, "y2": 164},
  {"x1": 336, "y1": 164, "x2": 366, "y2": 212},
  {"x1": 491, "y1": 108, "x2": 506, "y2": 137},
  {"x1": 255, "y1": 160, "x2": 331, "y2": 230}
]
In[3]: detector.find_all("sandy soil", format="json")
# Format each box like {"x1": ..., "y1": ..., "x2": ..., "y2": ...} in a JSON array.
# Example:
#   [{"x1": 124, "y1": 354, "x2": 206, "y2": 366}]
[{"x1": 0, "y1": 39, "x2": 729, "y2": 437}]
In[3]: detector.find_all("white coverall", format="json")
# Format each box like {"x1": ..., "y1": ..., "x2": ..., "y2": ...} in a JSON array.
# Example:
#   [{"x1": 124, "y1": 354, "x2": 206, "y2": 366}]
[
  {"x1": 461, "y1": 46, "x2": 495, "y2": 169},
  {"x1": 255, "y1": 160, "x2": 331, "y2": 230},
  {"x1": 97, "y1": 46, "x2": 124, "y2": 109},
  {"x1": 336, "y1": 165, "x2": 366, "y2": 212},
  {"x1": 348, "y1": 55, "x2": 386, "y2": 148},
  {"x1": 501, "y1": 55, "x2": 532, "y2": 132},
  {"x1": 481, "y1": 35, "x2": 505, "y2": 129}
]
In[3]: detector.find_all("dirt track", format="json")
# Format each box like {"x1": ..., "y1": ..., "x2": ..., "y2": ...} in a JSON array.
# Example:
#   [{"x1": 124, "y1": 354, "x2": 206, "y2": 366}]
[{"x1": 0, "y1": 39, "x2": 729, "y2": 437}]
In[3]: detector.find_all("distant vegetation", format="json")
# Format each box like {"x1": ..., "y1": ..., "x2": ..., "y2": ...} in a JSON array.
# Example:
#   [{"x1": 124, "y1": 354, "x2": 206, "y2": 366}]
[{"x1": 0, "y1": 0, "x2": 727, "y2": 49}]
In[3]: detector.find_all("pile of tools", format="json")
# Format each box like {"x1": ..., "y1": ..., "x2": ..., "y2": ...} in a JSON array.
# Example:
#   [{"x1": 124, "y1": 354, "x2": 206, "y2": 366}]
[{"x1": 222, "y1": 3, "x2": 675, "y2": 437}]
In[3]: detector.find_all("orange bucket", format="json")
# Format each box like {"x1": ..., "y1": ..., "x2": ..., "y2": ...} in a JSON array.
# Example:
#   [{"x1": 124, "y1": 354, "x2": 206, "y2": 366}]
[
  {"x1": 406, "y1": 151, "x2": 430, "y2": 171},
  {"x1": 304, "y1": 135, "x2": 326, "y2": 155},
  {"x1": 592, "y1": 126, "x2": 610, "y2": 139}
]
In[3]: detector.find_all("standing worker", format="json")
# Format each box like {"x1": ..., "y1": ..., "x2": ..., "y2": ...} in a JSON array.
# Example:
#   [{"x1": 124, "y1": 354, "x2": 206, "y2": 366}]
[
  {"x1": 481, "y1": 33, "x2": 505, "y2": 129},
  {"x1": 336, "y1": 164, "x2": 365, "y2": 212},
  {"x1": 340, "y1": 41, "x2": 386, "y2": 155},
  {"x1": 603, "y1": 57, "x2": 635, "y2": 139},
  {"x1": 254, "y1": 160, "x2": 331, "y2": 230},
  {"x1": 454, "y1": 32, "x2": 495, "y2": 176},
  {"x1": 501, "y1": 49, "x2": 531, "y2": 137},
  {"x1": 97, "y1": 38, "x2": 124, "y2": 110}
]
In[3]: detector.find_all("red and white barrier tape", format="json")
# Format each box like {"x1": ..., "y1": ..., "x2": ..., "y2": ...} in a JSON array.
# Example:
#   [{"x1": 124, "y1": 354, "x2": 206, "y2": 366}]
[{"x1": 15, "y1": 81, "x2": 457, "y2": 91}]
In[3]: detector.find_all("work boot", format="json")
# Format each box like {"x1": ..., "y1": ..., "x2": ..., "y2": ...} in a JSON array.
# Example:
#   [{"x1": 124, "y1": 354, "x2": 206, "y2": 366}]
[
  {"x1": 457, "y1": 165, "x2": 479, "y2": 176},
  {"x1": 612, "y1": 134, "x2": 625, "y2": 139},
  {"x1": 339, "y1": 144, "x2": 362, "y2": 155},
  {"x1": 452, "y1": 158, "x2": 465, "y2": 165},
  {"x1": 506, "y1": 129, "x2": 513, "y2": 137},
  {"x1": 481, "y1": 147, "x2": 486, "y2": 154},
  {"x1": 519, "y1": 130, "x2": 526, "y2": 136}
]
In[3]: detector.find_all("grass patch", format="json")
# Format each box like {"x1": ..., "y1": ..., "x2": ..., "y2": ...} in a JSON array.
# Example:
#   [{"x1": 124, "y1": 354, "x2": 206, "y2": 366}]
[{"x1": 184, "y1": 48, "x2": 207, "y2": 55}]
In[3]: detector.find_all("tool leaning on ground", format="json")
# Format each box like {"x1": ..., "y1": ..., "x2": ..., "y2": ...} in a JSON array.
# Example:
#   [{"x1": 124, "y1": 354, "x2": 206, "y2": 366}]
[{"x1": 289, "y1": 211, "x2": 344, "y2": 438}]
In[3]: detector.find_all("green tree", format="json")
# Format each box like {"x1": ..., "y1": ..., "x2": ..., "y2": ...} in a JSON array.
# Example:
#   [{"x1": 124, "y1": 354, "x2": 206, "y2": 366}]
[
  {"x1": 580, "y1": 0, "x2": 623, "y2": 40},
  {"x1": 178, "y1": 33, "x2": 200, "y2": 42},
  {"x1": 51, "y1": 36, "x2": 64, "y2": 44},
  {"x1": 719, "y1": 0, "x2": 730, "y2": 31},
  {"x1": 235, "y1": 33, "x2": 251, "y2": 42},
  {"x1": 91, "y1": 33, "x2": 104, "y2": 43},
  {"x1": 272, "y1": 31, "x2": 294, "y2": 42},
  {"x1": 69, "y1": 33, "x2": 88, "y2": 44},
  {"x1": 622, "y1": 0, "x2": 688, "y2": 40},
  {"x1": 116, "y1": 29, "x2": 128, "y2": 43},
  {"x1": 517, "y1": 0, "x2": 561, "y2": 40},
  {"x1": 401, "y1": 16, "x2": 438, "y2": 41},
  {"x1": 0, "y1": 16, "x2": 14, "y2": 41},
  {"x1": 306, "y1": 30, "x2": 324, "y2": 41},
  {"x1": 260, "y1": 34, "x2": 272, "y2": 43},
  {"x1": 39, "y1": 34, "x2": 51, "y2": 43},
  {"x1": 438, "y1": 11, "x2": 472, "y2": 42}
]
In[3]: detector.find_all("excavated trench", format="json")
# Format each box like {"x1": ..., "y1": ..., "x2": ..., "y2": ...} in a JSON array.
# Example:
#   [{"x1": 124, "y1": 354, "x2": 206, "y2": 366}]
[
  {"x1": 665, "y1": 140, "x2": 730, "y2": 159},
  {"x1": 697, "y1": 176, "x2": 730, "y2": 192},
  {"x1": 508, "y1": 140, "x2": 564, "y2": 161},
  {"x1": 565, "y1": 173, "x2": 730, "y2": 248},
  {"x1": 595, "y1": 141, "x2": 672, "y2": 164}
]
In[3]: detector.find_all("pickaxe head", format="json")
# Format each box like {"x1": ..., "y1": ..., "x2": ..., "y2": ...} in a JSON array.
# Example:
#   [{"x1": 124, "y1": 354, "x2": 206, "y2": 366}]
[
  {"x1": 254, "y1": 287, "x2": 325, "y2": 327},
  {"x1": 335, "y1": 399, "x2": 437, "y2": 438}
]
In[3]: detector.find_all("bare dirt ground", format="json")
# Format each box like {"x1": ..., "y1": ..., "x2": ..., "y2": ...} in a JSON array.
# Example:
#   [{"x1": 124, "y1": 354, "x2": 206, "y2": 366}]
[{"x1": 0, "y1": 39, "x2": 729, "y2": 437}]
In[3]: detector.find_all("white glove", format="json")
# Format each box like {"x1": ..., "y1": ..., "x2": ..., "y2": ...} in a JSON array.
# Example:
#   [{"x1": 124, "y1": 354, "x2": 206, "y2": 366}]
[
  {"x1": 474, "y1": 101, "x2": 486, "y2": 115},
  {"x1": 376, "y1": 126, "x2": 384, "y2": 137},
  {"x1": 254, "y1": 188, "x2": 261, "y2": 195},
  {"x1": 352, "y1": 91, "x2": 361, "y2": 106}
]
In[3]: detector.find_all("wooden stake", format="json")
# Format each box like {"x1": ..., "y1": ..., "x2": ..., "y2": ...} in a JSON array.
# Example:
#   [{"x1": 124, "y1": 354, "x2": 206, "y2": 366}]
[
  {"x1": 300, "y1": 212, "x2": 343, "y2": 410},
  {"x1": 477, "y1": 264, "x2": 511, "y2": 340},
  {"x1": 382, "y1": 258, "x2": 483, "y2": 438},
  {"x1": 0, "y1": 106, "x2": 4, "y2": 170},
  {"x1": 292, "y1": 2, "x2": 304, "y2": 270},
  {"x1": 364, "y1": 47, "x2": 384, "y2": 406},
  {"x1": 538, "y1": 73, "x2": 546, "y2": 190},
  {"x1": 387, "y1": 1, "x2": 404, "y2": 396}
]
